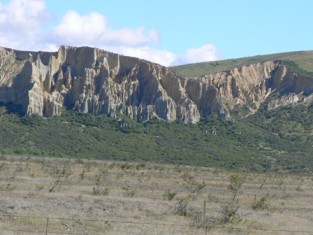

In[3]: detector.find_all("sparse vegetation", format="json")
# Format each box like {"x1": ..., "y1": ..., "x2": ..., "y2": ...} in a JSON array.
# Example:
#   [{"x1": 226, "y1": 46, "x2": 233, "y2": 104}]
[
  {"x1": 221, "y1": 175, "x2": 245, "y2": 224},
  {"x1": 252, "y1": 194, "x2": 270, "y2": 210},
  {"x1": 175, "y1": 198, "x2": 189, "y2": 216},
  {"x1": 0, "y1": 156, "x2": 312, "y2": 234},
  {"x1": 163, "y1": 190, "x2": 177, "y2": 201},
  {"x1": 91, "y1": 186, "x2": 109, "y2": 196}
]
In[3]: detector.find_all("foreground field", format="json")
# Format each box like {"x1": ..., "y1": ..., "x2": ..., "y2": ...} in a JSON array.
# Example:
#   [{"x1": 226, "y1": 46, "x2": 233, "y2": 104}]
[{"x1": 0, "y1": 156, "x2": 313, "y2": 235}]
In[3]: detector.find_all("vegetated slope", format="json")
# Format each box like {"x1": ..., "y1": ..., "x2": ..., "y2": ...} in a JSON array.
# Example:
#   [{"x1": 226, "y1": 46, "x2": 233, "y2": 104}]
[
  {"x1": 0, "y1": 104, "x2": 313, "y2": 174},
  {"x1": 1, "y1": 47, "x2": 313, "y2": 174},
  {"x1": 172, "y1": 50, "x2": 313, "y2": 77}
]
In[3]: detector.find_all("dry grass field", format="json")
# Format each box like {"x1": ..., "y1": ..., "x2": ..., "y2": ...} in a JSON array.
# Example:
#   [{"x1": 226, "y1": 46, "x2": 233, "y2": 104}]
[{"x1": 0, "y1": 155, "x2": 313, "y2": 235}]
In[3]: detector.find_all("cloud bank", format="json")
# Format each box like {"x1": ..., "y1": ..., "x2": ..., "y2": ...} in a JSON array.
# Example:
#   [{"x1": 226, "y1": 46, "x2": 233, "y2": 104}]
[
  {"x1": 0, "y1": 0, "x2": 49, "y2": 48},
  {"x1": 53, "y1": 11, "x2": 159, "y2": 47},
  {"x1": 0, "y1": 0, "x2": 219, "y2": 66}
]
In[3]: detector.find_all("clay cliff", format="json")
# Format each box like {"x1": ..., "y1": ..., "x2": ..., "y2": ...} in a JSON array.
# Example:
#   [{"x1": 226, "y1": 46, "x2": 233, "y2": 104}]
[{"x1": 1, "y1": 46, "x2": 313, "y2": 123}]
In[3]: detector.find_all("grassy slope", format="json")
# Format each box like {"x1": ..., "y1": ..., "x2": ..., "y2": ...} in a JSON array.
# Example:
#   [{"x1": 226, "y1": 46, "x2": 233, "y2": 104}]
[
  {"x1": 1, "y1": 104, "x2": 313, "y2": 174},
  {"x1": 172, "y1": 50, "x2": 313, "y2": 77}
]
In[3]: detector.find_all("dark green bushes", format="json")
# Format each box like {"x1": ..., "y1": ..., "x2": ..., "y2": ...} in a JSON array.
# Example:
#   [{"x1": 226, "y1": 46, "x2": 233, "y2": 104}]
[{"x1": 1, "y1": 104, "x2": 313, "y2": 173}]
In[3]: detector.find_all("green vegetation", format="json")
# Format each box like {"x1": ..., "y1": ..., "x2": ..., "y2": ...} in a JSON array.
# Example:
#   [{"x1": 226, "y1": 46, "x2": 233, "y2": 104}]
[
  {"x1": 172, "y1": 50, "x2": 313, "y2": 77},
  {"x1": 222, "y1": 175, "x2": 245, "y2": 223},
  {"x1": 252, "y1": 194, "x2": 270, "y2": 210},
  {"x1": 282, "y1": 60, "x2": 313, "y2": 77},
  {"x1": 1, "y1": 102, "x2": 313, "y2": 174}
]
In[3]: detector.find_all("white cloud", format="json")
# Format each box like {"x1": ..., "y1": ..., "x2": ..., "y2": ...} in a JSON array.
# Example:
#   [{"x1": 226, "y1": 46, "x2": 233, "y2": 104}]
[
  {"x1": 112, "y1": 47, "x2": 177, "y2": 67},
  {"x1": 53, "y1": 11, "x2": 159, "y2": 47},
  {"x1": 52, "y1": 11, "x2": 108, "y2": 45},
  {"x1": 172, "y1": 44, "x2": 219, "y2": 65},
  {"x1": 0, "y1": 0, "x2": 220, "y2": 67},
  {"x1": 0, "y1": 1, "x2": 159, "y2": 50},
  {"x1": 0, "y1": 0, "x2": 49, "y2": 49},
  {"x1": 105, "y1": 44, "x2": 219, "y2": 67},
  {"x1": 0, "y1": 0, "x2": 46, "y2": 29}
]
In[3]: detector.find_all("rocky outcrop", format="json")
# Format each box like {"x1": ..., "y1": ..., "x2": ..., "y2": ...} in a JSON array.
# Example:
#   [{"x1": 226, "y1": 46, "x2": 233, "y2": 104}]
[
  {"x1": 1, "y1": 46, "x2": 313, "y2": 123},
  {"x1": 0, "y1": 46, "x2": 200, "y2": 122}
]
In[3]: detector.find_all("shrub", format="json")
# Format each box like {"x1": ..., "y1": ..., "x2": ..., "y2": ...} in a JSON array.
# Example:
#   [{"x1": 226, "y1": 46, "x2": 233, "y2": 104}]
[
  {"x1": 221, "y1": 175, "x2": 245, "y2": 223},
  {"x1": 252, "y1": 194, "x2": 269, "y2": 210},
  {"x1": 163, "y1": 190, "x2": 177, "y2": 201}
]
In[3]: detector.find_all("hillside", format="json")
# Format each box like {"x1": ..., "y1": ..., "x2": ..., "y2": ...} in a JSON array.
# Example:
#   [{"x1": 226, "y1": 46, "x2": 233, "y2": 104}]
[
  {"x1": 1, "y1": 103, "x2": 313, "y2": 173},
  {"x1": 1, "y1": 47, "x2": 313, "y2": 173},
  {"x1": 172, "y1": 50, "x2": 313, "y2": 77}
]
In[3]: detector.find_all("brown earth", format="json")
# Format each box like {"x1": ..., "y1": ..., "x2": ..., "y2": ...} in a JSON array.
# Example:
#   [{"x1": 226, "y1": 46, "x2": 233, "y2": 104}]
[{"x1": 0, "y1": 155, "x2": 313, "y2": 234}]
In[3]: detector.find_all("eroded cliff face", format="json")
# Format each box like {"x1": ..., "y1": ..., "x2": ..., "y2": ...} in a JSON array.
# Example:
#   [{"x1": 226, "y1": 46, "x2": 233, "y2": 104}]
[
  {"x1": 0, "y1": 46, "x2": 200, "y2": 122},
  {"x1": 1, "y1": 46, "x2": 313, "y2": 123}
]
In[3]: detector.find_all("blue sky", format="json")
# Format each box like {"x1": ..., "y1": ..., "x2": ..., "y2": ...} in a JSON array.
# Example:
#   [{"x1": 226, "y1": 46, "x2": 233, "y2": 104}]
[{"x1": 0, "y1": 0, "x2": 313, "y2": 66}]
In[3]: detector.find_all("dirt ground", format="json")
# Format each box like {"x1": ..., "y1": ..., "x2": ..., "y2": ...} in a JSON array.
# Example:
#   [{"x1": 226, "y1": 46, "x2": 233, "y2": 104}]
[{"x1": 0, "y1": 155, "x2": 313, "y2": 235}]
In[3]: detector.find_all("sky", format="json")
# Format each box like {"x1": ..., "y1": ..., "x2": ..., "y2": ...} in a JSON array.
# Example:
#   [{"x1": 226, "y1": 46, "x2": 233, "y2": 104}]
[{"x1": 0, "y1": 0, "x2": 313, "y2": 66}]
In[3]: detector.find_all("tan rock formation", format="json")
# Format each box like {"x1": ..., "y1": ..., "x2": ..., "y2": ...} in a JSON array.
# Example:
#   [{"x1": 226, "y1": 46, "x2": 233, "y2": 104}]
[{"x1": 1, "y1": 46, "x2": 313, "y2": 123}]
